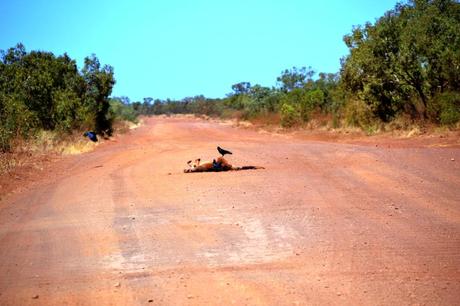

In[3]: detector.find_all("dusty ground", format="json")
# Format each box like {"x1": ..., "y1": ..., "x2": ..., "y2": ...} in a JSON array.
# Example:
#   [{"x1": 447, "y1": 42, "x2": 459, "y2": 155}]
[{"x1": 0, "y1": 116, "x2": 459, "y2": 305}]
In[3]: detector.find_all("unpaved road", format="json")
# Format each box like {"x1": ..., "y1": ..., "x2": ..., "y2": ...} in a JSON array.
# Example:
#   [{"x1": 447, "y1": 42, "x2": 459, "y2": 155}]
[{"x1": 1, "y1": 117, "x2": 459, "y2": 305}]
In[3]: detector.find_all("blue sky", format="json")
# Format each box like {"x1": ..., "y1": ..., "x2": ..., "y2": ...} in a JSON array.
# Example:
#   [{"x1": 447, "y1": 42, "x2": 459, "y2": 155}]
[{"x1": 1, "y1": 0, "x2": 398, "y2": 101}]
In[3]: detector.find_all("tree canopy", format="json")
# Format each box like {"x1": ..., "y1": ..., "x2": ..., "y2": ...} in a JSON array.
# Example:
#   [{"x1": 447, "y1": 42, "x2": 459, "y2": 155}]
[
  {"x1": 341, "y1": 0, "x2": 460, "y2": 121},
  {"x1": 0, "y1": 44, "x2": 115, "y2": 151}
]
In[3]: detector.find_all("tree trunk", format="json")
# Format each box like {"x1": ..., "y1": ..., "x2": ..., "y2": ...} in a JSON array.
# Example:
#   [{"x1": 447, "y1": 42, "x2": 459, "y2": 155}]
[{"x1": 414, "y1": 83, "x2": 428, "y2": 120}]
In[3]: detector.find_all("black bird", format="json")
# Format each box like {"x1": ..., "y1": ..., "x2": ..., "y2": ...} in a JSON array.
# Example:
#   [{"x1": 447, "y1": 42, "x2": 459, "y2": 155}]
[
  {"x1": 217, "y1": 146, "x2": 232, "y2": 157},
  {"x1": 83, "y1": 131, "x2": 98, "y2": 142}
]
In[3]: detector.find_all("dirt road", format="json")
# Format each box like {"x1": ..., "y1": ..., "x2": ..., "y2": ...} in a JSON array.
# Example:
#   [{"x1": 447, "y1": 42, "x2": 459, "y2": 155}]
[{"x1": 1, "y1": 117, "x2": 459, "y2": 305}]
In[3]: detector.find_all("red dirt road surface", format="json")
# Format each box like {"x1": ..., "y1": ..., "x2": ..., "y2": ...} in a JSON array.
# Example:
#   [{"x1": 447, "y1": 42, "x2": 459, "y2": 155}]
[{"x1": 1, "y1": 117, "x2": 459, "y2": 305}]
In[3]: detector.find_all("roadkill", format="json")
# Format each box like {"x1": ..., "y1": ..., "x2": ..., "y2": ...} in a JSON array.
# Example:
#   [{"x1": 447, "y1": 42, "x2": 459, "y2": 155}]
[{"x1": 184, "y1": 146, "x2": 264, "y2": 173}]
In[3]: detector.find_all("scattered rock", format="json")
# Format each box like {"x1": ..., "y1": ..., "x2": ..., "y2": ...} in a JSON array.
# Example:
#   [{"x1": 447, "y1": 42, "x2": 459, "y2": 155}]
[
  {"x1": 451, "y1": 158, "x2": 455, "y2": 161},
  {"x1": 167, "y1": 172, "x2": 172, "y2": 175},
  {"x1": 114, "y1": 282, "x2": 121, "y2": 287},
  {"x1": 148, "y1": 299, "x2": 154, "y2": 303},
  {"x1": 32, "y1": 294, "x2": 39, "y2": 299},
  {"x1": 187, "y1": 294, "x2": 193, "y2": 299}
]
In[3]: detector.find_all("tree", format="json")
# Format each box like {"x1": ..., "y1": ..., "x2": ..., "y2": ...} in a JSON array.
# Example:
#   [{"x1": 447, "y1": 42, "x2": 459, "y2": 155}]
[
  {"x1": 341, "y1": 0, "x2": 460, "y2": 121},
  {"x1": 143, "y1": 97, "x2": 153, "y2": 104},
  {"x1": 82, "y1": 54, "x2": 116, "y2": 135},
  {"x1": 277, "y1": 66, "x2": 315, "y2": 92},
  {"x1": 231, "y1": 82, "x2": 251, "y2": 95},
  {"x1": 0, "y1": 44, "x2": 117, "y2": 151}
]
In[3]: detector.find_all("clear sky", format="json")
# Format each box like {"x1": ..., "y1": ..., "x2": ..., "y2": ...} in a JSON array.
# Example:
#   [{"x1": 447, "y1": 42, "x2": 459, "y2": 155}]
[{"x1": 1, "y1": 0, "x2": 398, "y2": 101}]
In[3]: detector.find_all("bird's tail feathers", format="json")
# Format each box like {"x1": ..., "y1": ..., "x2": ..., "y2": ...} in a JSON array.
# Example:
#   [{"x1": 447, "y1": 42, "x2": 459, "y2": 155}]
[{"x1": 232, "y1": 166, "x2": 264, "y2": 170}]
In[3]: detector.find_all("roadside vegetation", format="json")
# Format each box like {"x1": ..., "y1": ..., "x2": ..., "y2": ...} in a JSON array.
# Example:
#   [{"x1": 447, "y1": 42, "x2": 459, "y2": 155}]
[
  {"x1": 1, "y1": 0, "x2": 459, "y2": 157},
  {"x1": 0, "y1": 45, "x2": 141, "y2": 175},
  {"x1": 134, "y1": 0, "x2": 460, "y2": 132},
  {"x1": 0, "y1": 45, "x2": 140, "y2": 155}
]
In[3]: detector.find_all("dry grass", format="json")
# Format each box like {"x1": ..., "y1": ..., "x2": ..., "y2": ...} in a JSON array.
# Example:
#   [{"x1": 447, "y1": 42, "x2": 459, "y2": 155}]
[
  {"x1": 0, "y1": 130, "x2": 99, "y2": 175},
  {"x1": 248, "y1": 113, "x2": 281, "y2": 126},
  {"x1": 60, "y1": 140, "x2": 97, "y2": 155},
  {"x1": 0, "y1": 152, "x2": 22, "y2": 174},
  {"x1": 27, "y1": 130, "x2": 100, "y2": 155},
  {"x1": 112, "y1": 118, "x2": 143, "y2": 134},
  {"x1": 0, "y1": 120, "x2": 142, "y2": 198},
  {"x1": 216, "y1": 111, "x2": 459, "y2": 142}
]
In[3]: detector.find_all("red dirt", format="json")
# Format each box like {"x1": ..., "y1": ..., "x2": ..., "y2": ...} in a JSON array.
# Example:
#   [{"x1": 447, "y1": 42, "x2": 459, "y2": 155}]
[{"x1": 0, "y1": 117, "x2": 459, "y2": 305}]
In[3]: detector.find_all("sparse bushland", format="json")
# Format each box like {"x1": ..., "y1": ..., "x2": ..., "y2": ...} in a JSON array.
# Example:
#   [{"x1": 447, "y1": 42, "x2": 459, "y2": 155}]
[
  {"x1": 0, "y1": 44, "x2": 144, "y2": 175},
  {"x1": 135, "y1": 0, "x2": 459, "y2": 133}
]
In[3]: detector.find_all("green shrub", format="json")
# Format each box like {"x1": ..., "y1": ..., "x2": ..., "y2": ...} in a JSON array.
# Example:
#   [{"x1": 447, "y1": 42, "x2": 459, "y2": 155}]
[
  {"x1": 53, "y1": 89, "x2": 84, "y2": 132},
  {"x1": 280, "y1": 103, "x2": 301, "y2": 127},
  {"x1": 440, "y1": 104, "x2": 460, "y2": 126},
  {"x1": 344, "y1": 99, "x2": 375, "y2": 128},
  {"x1": 428, "y1": 92, "x2": 460, "y2": 126},
  {"x1": 0, "y1": 94, "x2": 38, "y2": 152},
  {"x1": 300, "y1": 89, "x2": 325, "y2": 122},
  {"x1": 108, "y1": 99, "x2": 138, "y2": 123}
]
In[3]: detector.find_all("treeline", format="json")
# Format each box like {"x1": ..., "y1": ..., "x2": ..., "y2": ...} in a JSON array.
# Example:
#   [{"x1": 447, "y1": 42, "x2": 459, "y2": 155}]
[
  {"x1": 0, "y1": 44, "x2": 116, "y2": 152},
  {"x1": 123, "y1": 68, "x2": 343, "y2": 128},
  {"x1": 2, "y1": 1, "x2": 459, "y2": 153},
  {"x1": 111, "y1": 95, "x2": 226, "y2": 118},
  {"x1": 135, "y1": 0, "x2": 460, "y2": 129}
]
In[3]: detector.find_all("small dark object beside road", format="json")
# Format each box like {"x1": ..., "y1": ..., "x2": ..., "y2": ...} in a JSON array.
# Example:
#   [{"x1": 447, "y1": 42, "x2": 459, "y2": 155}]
[{"x1": 83, "y1": 131, "x2": 98, "y2": 142}]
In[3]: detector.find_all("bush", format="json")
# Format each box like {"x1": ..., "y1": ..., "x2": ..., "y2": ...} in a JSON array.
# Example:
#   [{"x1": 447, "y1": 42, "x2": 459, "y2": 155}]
[
  {"x1": 344, "y1": 99, "x2": 375, "y2": 128},
  {"x1": 0, "y1": 94, "x2": 38, "y2": 152},
  {"x1": 53, "y1": 89, "x2": 84, "y2": 132},
  {"x1": 428, "y1": 92, "x2": 460, "y2": 126},
  {"x1": 280, "y1": 103, "x2": 301, "y2": 127},
  {"x1": 440, "y1": 104, "x2": 460, "y2": 126},
  {"x1": 300, "y1": 89, "x2": 324, "y2": 122},
  {"x1": 108, "y1": 99, "x2": 138, "y2": 123}
]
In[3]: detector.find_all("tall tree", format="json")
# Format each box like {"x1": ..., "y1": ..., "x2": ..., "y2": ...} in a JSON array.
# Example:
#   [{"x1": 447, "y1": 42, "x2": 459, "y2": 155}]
[
  {"x1": 82, "y1": 54, "x2": 115, "y2": 134},
  {"x1": 277, "y1": 66, "x2": 315, "y2": 92},
  {"x1": 231, "y1": 82, "x2": 251, "y2": 95}
]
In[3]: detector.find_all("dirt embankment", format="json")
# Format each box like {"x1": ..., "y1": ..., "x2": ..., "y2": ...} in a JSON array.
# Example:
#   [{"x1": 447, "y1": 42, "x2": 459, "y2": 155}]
[{"x1": 0, "y1": 116, "x2": 459, "y2": 305}]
